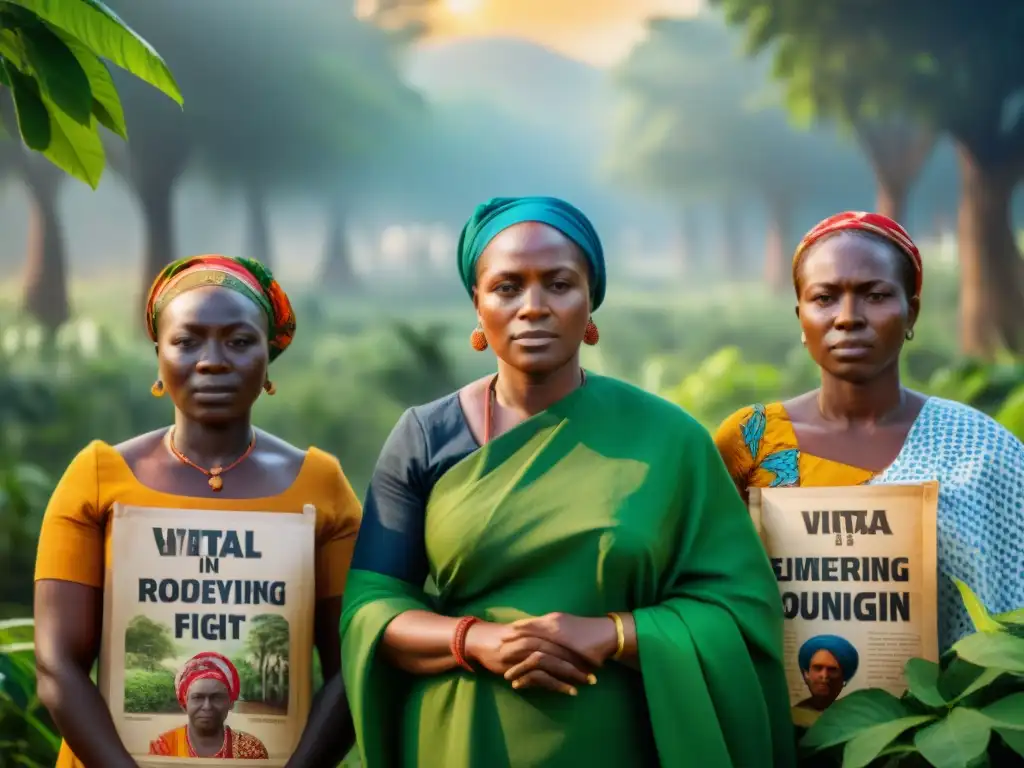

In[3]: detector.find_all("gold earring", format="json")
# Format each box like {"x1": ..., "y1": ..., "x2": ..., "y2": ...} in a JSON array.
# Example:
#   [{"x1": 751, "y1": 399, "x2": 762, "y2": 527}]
[
  {"x1": 263, "y1": 380, "x2": 276, "y2": 396},
  {"x1": 800, "y1": 332, "x2": 807, "y2": 346},
  {"x1": 151, "y1": 380, "x2": 165, "y2": 397}
]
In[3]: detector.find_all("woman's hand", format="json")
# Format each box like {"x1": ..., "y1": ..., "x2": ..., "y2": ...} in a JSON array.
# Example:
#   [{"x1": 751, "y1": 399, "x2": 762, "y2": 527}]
[
  {"x1": 507, "y1": 613, "x2": 620, "y2": 669},
  {"x1": 464, "y1": 620, "x2": 595, "y2": 696}
]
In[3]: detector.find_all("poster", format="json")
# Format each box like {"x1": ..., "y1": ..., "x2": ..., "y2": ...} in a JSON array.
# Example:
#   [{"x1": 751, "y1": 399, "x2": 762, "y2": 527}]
[
  {"x1": 748, "y1": 483, "x2": 939, "y2": 727},
  {"x1": 99, "y1": 504, "x2": 316, "y2": 766}
]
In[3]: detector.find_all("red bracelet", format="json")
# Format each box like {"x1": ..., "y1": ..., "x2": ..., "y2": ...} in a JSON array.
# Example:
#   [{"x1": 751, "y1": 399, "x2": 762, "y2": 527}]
[{"x1": 451, "y1": 616, "x2": 479, "y2": 672}]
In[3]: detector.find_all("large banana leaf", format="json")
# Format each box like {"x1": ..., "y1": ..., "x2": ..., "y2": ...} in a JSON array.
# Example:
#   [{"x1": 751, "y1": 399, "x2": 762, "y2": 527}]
[{"x1": 0, "y1": 0, "x2": 179, "y2": 186}]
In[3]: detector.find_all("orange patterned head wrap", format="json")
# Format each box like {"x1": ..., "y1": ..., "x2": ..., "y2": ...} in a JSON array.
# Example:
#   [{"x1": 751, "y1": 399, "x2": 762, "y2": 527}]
[
  {"x1": 792, "y1": 211, "x2": 923, "y2": 298},
  {"x1": 175, "y1": 652, "x2": 240, "y2": 710},
  {"x1": 145, "y1": 255, "x2": 296, "y2": 361}
]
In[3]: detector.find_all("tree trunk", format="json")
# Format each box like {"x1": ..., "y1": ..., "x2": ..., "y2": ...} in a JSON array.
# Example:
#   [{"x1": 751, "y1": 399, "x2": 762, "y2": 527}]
[
  {"x1": 320, "y1": 199, "x2": 356, "y2": 290},
  {"x1": 0, "y1": 92, "x2": 70, "y2": 331},
  {"x1": 20, "y1": 156, "x2": 70, "y2": 332},
  {"x1": 244, "y1": 183, "x2": 273, "y2": 269},
  {"x1": 720, "y1": 196, "x2": 743, "y2": 278},
  {"x1": 137, "y1": 180, "x2": 176, "y2": 300},
  {"x1": 763, "y1": 195, "x2": 792, "y2": 294},
  {"x1": 855, "y1": 118, "x2": 935, "y2": 224},
  {"x1": 955, "y1": 146, "x2": 1024, "y2": 357},
  {"x1": 677, "y1": 207, "x2": 699, "y2": 278}
]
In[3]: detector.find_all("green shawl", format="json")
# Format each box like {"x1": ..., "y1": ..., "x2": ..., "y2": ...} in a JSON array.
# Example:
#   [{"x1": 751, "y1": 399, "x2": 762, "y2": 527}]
[{"x1": 341, "y1": 375, "x2": 795, "y2": 767}]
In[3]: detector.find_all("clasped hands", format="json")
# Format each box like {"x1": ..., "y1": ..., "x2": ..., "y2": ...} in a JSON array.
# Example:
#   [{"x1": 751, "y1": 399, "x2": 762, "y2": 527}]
[{"x1": 463, "y1": 612, "x2": 620, "y2": 696}]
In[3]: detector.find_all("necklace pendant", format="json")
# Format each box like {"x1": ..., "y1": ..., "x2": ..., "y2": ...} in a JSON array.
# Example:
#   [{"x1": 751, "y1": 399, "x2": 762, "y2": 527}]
[{"x1": 208, "y1": 475, "x2": 224, "y2": 492}]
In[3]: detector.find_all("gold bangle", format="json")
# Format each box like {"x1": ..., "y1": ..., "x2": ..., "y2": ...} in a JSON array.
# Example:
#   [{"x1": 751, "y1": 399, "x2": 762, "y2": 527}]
[{"x1": 607, "y1": 612, "x2": 625, "y2": 660}]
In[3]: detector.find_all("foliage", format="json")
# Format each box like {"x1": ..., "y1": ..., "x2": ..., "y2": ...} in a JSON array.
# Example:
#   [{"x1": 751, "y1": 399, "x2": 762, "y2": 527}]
[
  {"x1": 245, "y1": 614, "x2": 290, "y2": 706},
  {"x1": 123, "y1": 668, "x2": 177, "y2": 714},
  {"x1": 605, "y1": 15, "x2": 868, "y2": 212},
  {"x1": 799, "y1": 580, "x2": 1024, "y2": 767},
  {"x1": 0, "y1": 618, "x2": 59, "y2": 767},
  {"x1": 0, "y1": 0, "x2": 181, "y2": 186},
  {"x1": 124, "y1": 615, "x2": 176, "y2": 671}
]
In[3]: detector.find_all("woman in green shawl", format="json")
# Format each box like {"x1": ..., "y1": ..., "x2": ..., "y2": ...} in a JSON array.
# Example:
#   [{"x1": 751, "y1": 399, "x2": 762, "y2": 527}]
[{"x1": 341, "y1": 196, "x2": 795, "y2": 767}]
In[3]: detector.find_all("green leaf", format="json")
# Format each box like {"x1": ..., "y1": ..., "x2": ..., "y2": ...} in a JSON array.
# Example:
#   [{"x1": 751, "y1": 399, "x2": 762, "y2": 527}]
[
  {"x1": 2, "y1": 0, "x2": 182, "y2": 105},
  {"x1": 995, "y1": 608, "x2": 1024, "y2": 626},
  {"x1": 38, "y1": 89, "x2": 103, "y2": 186},
  {"x1": 979, "y1": 693, "x2": 1024, "y2": 729},
  {"x1": 17, "y1": 17, "x2": 92, "y2": 124},
  {"x1": 997, "y1": 727, "x2": 1024, "y2": 757},
  {"x1": 801, "y1": 689, "x2": 911, "y2": 751},
  {"x1": 954, "y1": 631, "x2": 1024, "y2": 673},
  {"x1": 953, "y1": 578, "x2": 1005, "y2": 633},
  {"x1": 914, "y1": 708, "x2": 992, "y2": 768},
  {"x1": 3, "y1": 61, "x2": 49, "y2": 149},
  {"x1": 0, "y1": 56, "x2": 9, "y2": 86},
  {"x1": 905, "y1": 657, "x2": 947, "y2": 707},
  {"x1": 843, "y1": 715, "x2": 936, "y2": 768},
  {"x1": 50, "y1": 27, "x2": 124, "y2": 139}
]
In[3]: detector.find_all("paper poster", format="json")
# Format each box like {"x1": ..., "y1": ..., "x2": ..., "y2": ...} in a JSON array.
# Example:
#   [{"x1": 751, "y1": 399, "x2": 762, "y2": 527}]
[
  {"x1": 99, "y1": 504, "x2": 315, "y2": 766},
  {"x1": 748, "y1": 483, "x2": 939, "y2": 727}
]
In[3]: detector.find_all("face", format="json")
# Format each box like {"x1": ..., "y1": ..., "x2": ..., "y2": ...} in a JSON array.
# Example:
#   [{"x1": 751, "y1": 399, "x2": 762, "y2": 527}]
[
  {"x1": 156, "y1": 286, "x2": 269, "y2": 424},
  {"x1": 795, "y1": 233, "x2": 919, "y2": 384},
  {"x1": 473, "y1": 222, "x2": 592, "y2": 376},
  {"x1": 802, "y1": 649, "x2": 845, "y2": 703},
  {"x1": 185, "y1": 677, "x2": 232, "y2": 734}
]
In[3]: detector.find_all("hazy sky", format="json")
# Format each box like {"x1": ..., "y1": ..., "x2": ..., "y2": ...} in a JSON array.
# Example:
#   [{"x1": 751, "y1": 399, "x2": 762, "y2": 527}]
[{"x1": 364, "y1": 0, "x2": 706, "y2": 66}]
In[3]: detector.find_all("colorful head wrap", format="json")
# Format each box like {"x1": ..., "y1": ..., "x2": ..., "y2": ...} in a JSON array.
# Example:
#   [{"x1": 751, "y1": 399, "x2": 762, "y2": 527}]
[
  {"x1": 798, "y1": 634, "x2": 859, "y2": 681},
  {"x1": 793, "y1": 211, "x2": 923, "y2": 298},
  {"x1": 145, "y1": 255, "x2": 296, "y2": 361},
  {"x1": 175, "y1": 651, "x2": 241, "y2": 709},
  {"x1": 457, "y1": 196, "x2": 607, "y2": 311}
]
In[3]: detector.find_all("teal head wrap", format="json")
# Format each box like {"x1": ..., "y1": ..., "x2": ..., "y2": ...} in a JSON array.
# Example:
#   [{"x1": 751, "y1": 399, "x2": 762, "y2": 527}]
[
  {"x1": 456, "y1": 196, "x2": 607, "y2": 310},
  {"x1": 798, "y1": 635, "x2": 859, "y2": 681}
]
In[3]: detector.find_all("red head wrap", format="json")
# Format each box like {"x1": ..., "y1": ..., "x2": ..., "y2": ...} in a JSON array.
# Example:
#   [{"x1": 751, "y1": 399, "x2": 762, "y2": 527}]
[
  {"x1": 793, "y1": 211, "x2": 923, "y2": 298},
  {"x1": 175, "y1": 651, "x2": 241, "y2": 710}
]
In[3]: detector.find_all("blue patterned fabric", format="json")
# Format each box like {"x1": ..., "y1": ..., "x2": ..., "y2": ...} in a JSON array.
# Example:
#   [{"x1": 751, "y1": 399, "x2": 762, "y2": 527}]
[
  {"x1": 871, "y1": 397, "x2": 1024, "y2": 652},
  {"x1": 740, "y1": 405, "x2": 802, "y2": 487}
]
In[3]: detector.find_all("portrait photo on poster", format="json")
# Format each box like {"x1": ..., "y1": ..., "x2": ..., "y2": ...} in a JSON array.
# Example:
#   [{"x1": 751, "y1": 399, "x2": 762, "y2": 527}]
[{"x1": 100, "y1": 504, "x2": 316, "y2": 764}]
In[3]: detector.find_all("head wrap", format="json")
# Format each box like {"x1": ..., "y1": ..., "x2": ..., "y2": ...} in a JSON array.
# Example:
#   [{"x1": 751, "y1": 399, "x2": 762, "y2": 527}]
[
  {"x1": 793, "y1": 211, "x2": 923, "y2": 298},
  {"x1": 145, "y1": 255, "x2": 296, "y2": 361},
  {"x1": 456, "y1": 196, "x2": 607, "y2": 311},
  {"x1": 175, "y1": 651, "x2": 240, "y2": 709},
  {"x1": 798, "y1": 634, "x2": 860, "y2": 681}
]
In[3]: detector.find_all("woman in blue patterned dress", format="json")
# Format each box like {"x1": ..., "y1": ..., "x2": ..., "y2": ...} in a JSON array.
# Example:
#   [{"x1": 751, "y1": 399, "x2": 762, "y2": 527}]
[{"x1": 714, "y1": 211, "x2": 1024, "y2": 652}]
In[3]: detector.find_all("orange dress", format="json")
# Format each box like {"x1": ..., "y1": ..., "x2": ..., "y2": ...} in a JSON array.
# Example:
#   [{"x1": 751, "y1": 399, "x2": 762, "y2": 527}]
[
  {"x1": 714, "y1": 402, "x2": 875, "y2": 491},
  {"x1": 34, "y1": 441, "x2": 363, "y2": 768},
  {"x1": 149, "y1": 724, "x2": 269, "y2": 758}
]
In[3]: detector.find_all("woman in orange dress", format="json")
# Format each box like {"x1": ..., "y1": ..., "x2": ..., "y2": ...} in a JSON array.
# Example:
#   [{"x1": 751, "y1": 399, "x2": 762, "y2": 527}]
[
  {"x1": 33, "y1": 256, "x2": 361, "y2": 768},
  {"x1": 149, "y1": 652, "x2": 269, "y2": 759},
  {"x1": 715, "y1": 212, "x2": 1024, "y2": 653}
]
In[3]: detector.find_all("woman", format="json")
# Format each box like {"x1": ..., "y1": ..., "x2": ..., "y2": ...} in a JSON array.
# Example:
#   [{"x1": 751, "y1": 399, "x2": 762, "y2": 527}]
[
  {"x1": 34, "y1": 255, "x2": 361, "y2": 768},
  {"x1": 150, "y1": 652, "x2": 269, "y2": 758},
  {"x1": 715, "y1": 211, "x2": 1024, "y2": 651},
  {"x1": 341, "y1": 196, "x2": 795, "y2": 767}
]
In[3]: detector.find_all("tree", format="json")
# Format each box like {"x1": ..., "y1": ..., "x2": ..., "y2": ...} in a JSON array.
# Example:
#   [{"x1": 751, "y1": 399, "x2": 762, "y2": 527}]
[
  {"x1": 713, "y1": 0, "x2": 1024, "y2": 357},
  {"x1": 104, "y1": 0, "x2": 422, "y2": 299},
  {"x1": 0, "y1": 0, "x2": 181, "y2": 187},
  {"x1": 606, "y1": 16, "x2": 868, "y2": 290},
  {"x1": 124, "y1": 615, "x2": 176, "y2": 670}
]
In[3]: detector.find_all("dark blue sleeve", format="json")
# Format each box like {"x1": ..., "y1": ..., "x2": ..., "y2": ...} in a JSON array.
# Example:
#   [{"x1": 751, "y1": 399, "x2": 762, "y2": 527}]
[{"x1": 350, "y1": 408, "x2": 429, "y2": 584}]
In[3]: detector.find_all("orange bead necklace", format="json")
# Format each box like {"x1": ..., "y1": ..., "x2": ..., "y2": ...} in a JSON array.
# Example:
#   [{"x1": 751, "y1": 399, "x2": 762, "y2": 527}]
[
  {"x1": 167, "y1": 427, "x2": 257, "y2": 492},
  {"x1": 482, "y1": 369, "x2": 586, "y2": 445}
]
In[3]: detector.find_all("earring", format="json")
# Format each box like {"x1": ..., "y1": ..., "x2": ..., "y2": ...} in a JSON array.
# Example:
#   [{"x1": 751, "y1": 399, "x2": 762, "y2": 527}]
[
  {"x1": 583, "y1": 319, "x2": 600, "y2": 346},
  {"x1": 470, "y1": 325, "x2": 488, "y2": 351},
  {"x1": 905, "y1": 328, "x2": 915, "y2": 341},
  {"x1": 263, "y1": 380, "x2": 276, "y2": 396},
  {"x1": 151, "y1": 380, "x2": 165, "y2": 397},
  {"x1": 800, "y1": 332, "x2": 807, "y2": 346}
]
